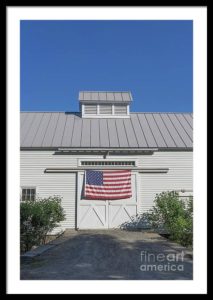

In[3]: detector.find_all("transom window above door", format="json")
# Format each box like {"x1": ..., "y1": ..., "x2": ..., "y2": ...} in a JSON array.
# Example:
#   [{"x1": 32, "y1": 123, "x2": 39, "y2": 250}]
[{"x1": 80, "y1": 161, "x2": 136, "y2": 166}]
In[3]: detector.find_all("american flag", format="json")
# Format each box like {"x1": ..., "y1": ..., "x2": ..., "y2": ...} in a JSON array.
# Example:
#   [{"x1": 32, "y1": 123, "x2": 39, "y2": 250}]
[{"x1": 84, "y1": 170, "x2": 132, "y2": 200}]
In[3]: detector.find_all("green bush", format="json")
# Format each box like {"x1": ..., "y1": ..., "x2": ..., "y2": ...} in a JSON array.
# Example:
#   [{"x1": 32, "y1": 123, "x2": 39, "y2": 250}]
[
  {"x1": 146, "y1": 191, "x2": 193, "y2": 247},
  {"x1": 20, "y1": 196, "x2": 66, "y2": 252}
]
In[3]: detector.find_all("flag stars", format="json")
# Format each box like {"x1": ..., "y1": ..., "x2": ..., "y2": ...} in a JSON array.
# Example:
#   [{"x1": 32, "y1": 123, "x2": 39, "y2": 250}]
[{"x1": 86, "y1": 170, "x2": 103, "y2": 186}]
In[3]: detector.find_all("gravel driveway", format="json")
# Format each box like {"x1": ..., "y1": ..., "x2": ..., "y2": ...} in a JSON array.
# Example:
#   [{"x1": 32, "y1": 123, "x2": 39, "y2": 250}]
[{"x1": 21, "y1": 230, "x2": 193, "y2": 280}]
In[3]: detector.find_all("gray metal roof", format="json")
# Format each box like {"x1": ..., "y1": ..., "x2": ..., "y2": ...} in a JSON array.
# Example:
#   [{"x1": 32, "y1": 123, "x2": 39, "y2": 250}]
[
  {"x1": 20, "y1": 112, "x2": 193, "y2": 149},
  {"x1": 79, "y1": 91, "x2": 132, "y2": 103}
]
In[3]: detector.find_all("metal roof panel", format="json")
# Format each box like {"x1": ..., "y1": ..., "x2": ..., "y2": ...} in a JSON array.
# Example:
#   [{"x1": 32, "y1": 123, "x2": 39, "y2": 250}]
[
  {"x1": 160, "y1": 114, "x2": 186, "y2": 148},
  {"x1": 137, "y1": 114, "x2": 158, "y2": 148},
  {"x1": 22, "y1": 113, "x2": 44, "y2": 147},
  {"x1": 114, "y1": 92, "x2": 123, "y2": 101},
  {"x1": 32, "y1": 113, "x2": 52, "y2": 147},
  {"x1": 107, "y1": 119, "x2": 119, "y2": 147},
  {"x1": 91, "y1": 92, "x2": 99, "y2": 101},
  {"x1": 99, "y1": 119, "x2": 110, "y2": 147},
  {"x1": 21, "y1": 113, "x2": 36, "y2": 144},
  {"x1": 83, "y1": 92, "x2": 91, "y2": 100},
  {"x1": 167, "y1": 114, "x2": 192, "y2": 148},
  {"x1": 98, "y1": 92, "x2": 107, "y2": 101},
  {"x1": 106, "y1": 92, "x2": 115, "y2": 101},
  {"x1": 121, "y1": 92, "x2": 131, "y2": 101},
  {"x1": 144, "y1": 114, "x2": 167, "y2": 148},
  {"x1": 123, "y1": 118, "x2": 139, "y2": 147},
  {"x1": 41, "y1": 113, "x2": 60, "y2": 147},
  {"x1": 175, "y1": 114, "x2": 193, "y2": 142},
  {"x1": 183, "y1": 113, "x2": 193, "y2": 129},
  {"x1": 90, "y1": 119, "x2": 100, "y2": 147},
  {"x1": 115, "y1": 119, "x2": 129, "y2": 147},
  {"x1": 70, "y1": 115, "x2": 83, "y2": 147},
  {"x1": 20, "y1": 112, "x2": 193, "y2": 149},
  {"x1": 61, "y1": 114, "x2": 75, "y2": 147},
  {"x1": 81, "y1": 119, "x2": 91, "y2": 147},
  {"x1": 79, "y1": 92, "x2": 84, "y2": 101},
  {"x1": 130, "y1": 114, "x2": 148, "y2": 147},
  {"x1": 51, "y1": 113, "x2": 67, "y2": 147},
  {"x1": 79, "y1": 91, "x2": 132, "y2": 102},
  {"x1": 152, "y1": 114, "x2": 177, "y2": 147}
]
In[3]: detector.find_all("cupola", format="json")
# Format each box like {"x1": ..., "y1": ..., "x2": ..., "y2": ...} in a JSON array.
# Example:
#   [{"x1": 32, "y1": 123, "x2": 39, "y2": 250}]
[{"x1": 79, "y1": 91, "x2": 132, "y2": 118}]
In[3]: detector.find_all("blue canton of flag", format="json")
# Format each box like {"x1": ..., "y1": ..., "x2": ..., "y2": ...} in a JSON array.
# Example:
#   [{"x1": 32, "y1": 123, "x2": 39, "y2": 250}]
[{"x1": 86, "y1": 170, "x2": 103, "y2": 186}]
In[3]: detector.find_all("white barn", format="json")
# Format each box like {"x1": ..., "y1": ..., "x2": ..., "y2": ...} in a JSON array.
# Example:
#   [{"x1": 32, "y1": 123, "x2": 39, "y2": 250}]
[{"x1": 20, "y1": 91, "x2": 193, "y2": 230}]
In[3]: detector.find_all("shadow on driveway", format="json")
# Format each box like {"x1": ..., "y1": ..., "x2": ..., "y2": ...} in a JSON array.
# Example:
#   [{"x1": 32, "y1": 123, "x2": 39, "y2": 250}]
[{"x1": 21, "y1": 230, "x2": 193, "y2": 280}]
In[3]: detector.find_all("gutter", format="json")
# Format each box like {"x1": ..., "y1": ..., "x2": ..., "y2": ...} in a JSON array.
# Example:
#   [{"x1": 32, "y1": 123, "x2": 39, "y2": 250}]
[{"x1": 20, "y1": 147, "x2": 193, "y2": 152}]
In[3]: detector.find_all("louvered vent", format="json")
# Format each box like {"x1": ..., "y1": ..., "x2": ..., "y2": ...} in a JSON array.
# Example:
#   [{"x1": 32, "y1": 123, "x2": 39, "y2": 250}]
[
  {"x1": 81, "y1": 161, "x2": 135, "y2": 166},
  {"x1": 99, "y1": 105, "x2": 112, "y2": 115},
  {"x1": 84, "y1": 105, "x2": 97, "y2": 115},
  {"x1": 114, "y1": 105, "x2": 127, "y2": 115}
]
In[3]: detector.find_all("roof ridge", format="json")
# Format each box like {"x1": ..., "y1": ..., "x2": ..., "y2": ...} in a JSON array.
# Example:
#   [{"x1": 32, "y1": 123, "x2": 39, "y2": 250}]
[
  {"x1": 20, "y1": 111, "x2": 193, "y2": 114},
  {"x1": 79, "y1": 91, "x2": 131, "y2": 93}
]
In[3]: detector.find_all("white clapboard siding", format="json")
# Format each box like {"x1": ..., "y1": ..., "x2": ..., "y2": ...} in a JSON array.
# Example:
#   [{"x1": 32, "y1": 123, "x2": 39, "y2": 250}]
[
  {"x1": 20, "y1": 150, "x2": 193, "y2": 229},
  {"x1": 21, "y1": 171, "x2": 76, "y2": 229},
  {"x1": 20, "y1": 152, "x2": 79, "y2": 229},
  {"x1": 20, "y1": 152, "x2": 102, "y2": 230},
  {"x1": 37, "y1": 173, "x2": 76, "y2": 229},
  {"x1": 137, "y1": 151, "x2": 193, "y2": 214}
]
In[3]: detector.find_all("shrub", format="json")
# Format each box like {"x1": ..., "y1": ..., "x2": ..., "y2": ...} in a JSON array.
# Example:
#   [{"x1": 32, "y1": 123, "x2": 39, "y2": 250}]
[
  {"x1": 146, "y1": 191, "x2": 193, "y2": 247},
  {"x1": 20, "y1": 196, "x2": 66, "y2": 252}
]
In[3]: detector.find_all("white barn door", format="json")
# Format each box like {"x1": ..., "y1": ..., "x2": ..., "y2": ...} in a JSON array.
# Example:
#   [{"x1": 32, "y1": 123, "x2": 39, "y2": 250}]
[
  {"x1": 108, "y1": 173, "x2": 137, "y2": 228},
  {"x1": 77, "y1": 172, "x2": 138, "y2": 229}
]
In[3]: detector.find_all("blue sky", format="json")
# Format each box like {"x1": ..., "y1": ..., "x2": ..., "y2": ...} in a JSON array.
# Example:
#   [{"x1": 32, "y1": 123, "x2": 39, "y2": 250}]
[{"x1": 21, "y1": 20, "x2": 193, "y2": 112}]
